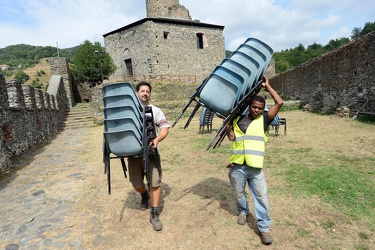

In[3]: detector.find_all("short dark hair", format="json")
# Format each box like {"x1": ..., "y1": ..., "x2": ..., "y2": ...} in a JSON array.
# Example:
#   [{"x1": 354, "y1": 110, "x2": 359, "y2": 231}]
[
  {"x1": 251, "y1": 95, "x2": 266, "y2": 107},
  {"x1": 136, "y1": 81, "x2": 152, "y2": 92}
]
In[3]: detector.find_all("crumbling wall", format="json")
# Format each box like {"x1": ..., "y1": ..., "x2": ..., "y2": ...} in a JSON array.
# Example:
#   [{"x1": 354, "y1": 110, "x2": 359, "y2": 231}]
[
  {"x1": 0, "y1": 75, "x2": 69, "y2": 171},
  {"x1": 270, "y1": 31, "x2": 375, "y2": 116}
]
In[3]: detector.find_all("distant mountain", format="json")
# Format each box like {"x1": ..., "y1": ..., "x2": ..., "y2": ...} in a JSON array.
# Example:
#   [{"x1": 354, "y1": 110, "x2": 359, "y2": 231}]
[{"x1": 0, "y1": 44, "x2": 79, "y2": 70}]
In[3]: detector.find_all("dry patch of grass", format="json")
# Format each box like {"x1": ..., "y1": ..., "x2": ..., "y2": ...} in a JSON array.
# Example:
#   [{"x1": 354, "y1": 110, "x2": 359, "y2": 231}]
[
  {"x1": 74, "y1": 110, "x2": 374, "y2": 249},
  {"x1": 23, "y1": 58, "x2": 51, "y2": 90}
]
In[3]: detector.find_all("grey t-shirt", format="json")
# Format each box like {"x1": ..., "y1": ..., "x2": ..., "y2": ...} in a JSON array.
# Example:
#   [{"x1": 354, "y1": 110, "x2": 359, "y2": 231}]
[{"x1": 237, "y1": 112, "x2": 270, "y2": 133}]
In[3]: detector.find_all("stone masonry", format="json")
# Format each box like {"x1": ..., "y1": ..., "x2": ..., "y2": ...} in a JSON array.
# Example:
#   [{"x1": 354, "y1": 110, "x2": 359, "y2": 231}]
[
  {"x1": 0, "y1": 72, "x2": 70, "y2": 171},
  {"x1": 270, "y1": 31, "x2": 375, "y2": 116},
  {"x1": 104, "y1": 0, "x2": 225, "y2": 83},
  {"x1": 50, "y1": 57, "x2": 75, "y2": 108},
  {"x1": 146, "y1": 0, "x2": 191, "y2": 20}
]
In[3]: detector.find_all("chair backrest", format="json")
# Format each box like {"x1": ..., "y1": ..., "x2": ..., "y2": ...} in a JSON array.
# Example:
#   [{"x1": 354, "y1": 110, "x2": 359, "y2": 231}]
[
  {"x1": 270, "y1": 114, "x2": 281, "y2": 126},
  {"x1": 264, "y1": 106, "x2": 280, "y2": 126},
  {"x1": 279, "y1": 118, "x2": 286, "y2": 124}
]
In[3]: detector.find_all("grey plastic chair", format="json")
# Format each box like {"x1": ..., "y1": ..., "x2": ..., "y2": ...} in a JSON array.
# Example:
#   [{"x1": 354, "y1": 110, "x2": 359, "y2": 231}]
[
  {"x1": 102, "y1": 82, "x2": 142, "y2": 109},
  {"x1": 198, "y1": 74, "x2": 240, "y2": 116},
  {"x1": 229, "y1": 50, "x2": 262, "y2": 91},
  {"x1": 103, "y1": 82, "x2": 136, "y2": 97},
  {"x1": 240, "y1": 41, "x2": 273, "y2": 81},
  {"x1": 103, "y1": 94, "x2": 142, "y2": 109},
  {"x1": 221, "y1": 58, "x2": 252, "y2": 84},
  {"x1": 104, "y1": 117, "x2": 143, "y2": 136},
  {"x1": 104, "y1": 129, "x2": 143, "y2": 157},
  {"x1": 221, "y1": 58, "x2": 258, "y2": 100},
  {"x1": 104, "y1": 105, "x2": 143, "y2": 124},
  {"x1": 213, "y1": 66, "x2": 245, "y2": 101},
  {"x1": 102, "y1": 82, "x2": 144, "y2": 157},
  {"x1": 235, "y1": 46, "x2": 266, "y2": 79},
  {"x1": 199, "y1": 107, "x2": 214, "y2": 134},
  {"x1": 244, "y1": 37, "x2": 273, "y2": 62}
]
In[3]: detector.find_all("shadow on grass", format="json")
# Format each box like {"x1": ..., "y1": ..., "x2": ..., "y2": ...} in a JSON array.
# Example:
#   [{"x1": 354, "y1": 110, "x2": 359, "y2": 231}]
[
  {"x1": 185, "y1": 177, "x2": 259, "y2": 233},
  {"x1": 119, "y1": 177, "x2": 259, "y2": 234},
  {"x1": 119, "y1": 182, "x2": 171, "y2": 222},
  {"x1": 190, "y1": 177, "x2": 236, "y2": 214}
]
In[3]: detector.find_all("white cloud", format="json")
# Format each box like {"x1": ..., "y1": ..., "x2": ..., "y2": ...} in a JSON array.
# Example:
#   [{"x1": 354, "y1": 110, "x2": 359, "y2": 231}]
[{"x1": 0, "y1": 0, "x2": 373, "y2": 51}]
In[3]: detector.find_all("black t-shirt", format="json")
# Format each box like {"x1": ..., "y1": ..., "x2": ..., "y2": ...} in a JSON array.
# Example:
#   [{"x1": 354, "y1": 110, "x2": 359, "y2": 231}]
[{"x1": 236, "y1": 112, "x2": 271, "y2": 134}]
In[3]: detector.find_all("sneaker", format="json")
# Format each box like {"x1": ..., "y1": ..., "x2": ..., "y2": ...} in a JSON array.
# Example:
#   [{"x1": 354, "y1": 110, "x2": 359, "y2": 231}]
[
  {"x1": 150, "y1": 212, "x2": 163, "y2": 231},
  {"x1": 140, "y1": 192, "x2": 149, "y2": 211},
  {"x1": 237, "y1": 213, "x2": 247, "y2": 225},
  {"x1": 260, "y1": 232, "x2": 273, "y2": 245}
]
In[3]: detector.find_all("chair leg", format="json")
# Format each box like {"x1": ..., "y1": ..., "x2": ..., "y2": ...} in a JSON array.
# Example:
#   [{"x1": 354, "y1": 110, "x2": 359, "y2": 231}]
[
  {"x1": 283, "y1": 121, "x2": 286, "y2": 135},
  {"x1": 284, "y1": 123, "x2": 286, "y2": 135},
  {"x1": 275, "y1": 125, "x2": 279, "y2": 137}
]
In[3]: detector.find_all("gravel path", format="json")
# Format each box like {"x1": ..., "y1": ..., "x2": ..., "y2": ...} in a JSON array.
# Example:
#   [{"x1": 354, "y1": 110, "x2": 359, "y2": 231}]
[{"x1": 0, "y1": 127, "x2": 101, "y2": 249}]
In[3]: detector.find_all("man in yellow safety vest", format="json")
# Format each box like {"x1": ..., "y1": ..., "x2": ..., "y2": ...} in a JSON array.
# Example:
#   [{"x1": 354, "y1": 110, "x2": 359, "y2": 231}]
[{"x1": 226, "y1": 76, "x2": 283, "y2": 245}]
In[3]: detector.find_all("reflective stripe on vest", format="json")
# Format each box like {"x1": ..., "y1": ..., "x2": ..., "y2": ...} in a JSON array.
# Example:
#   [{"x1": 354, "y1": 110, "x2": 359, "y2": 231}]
[
  {"x1": 234, "y1": 135, "x2": 264, "y2": 142},
  {"x1": 229, "y1": 115, "x2": 267, "y2": 168}
]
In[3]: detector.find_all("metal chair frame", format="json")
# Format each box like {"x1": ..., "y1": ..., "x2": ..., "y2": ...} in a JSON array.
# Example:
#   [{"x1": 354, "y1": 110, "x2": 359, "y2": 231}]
[{"x1": 270, "y1": 117, "x2": 286, "y2": 137}]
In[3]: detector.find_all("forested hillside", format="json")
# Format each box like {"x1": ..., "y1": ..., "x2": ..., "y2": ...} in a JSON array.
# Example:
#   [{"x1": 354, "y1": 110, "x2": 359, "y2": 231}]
[
  {"x1": 0, "y1": 21, "x2": 373, "y2": 81},
  {"x1": 0, "y1": 44, "x2": 77, "y2": 70},
  {"x1": 273, "y1": 38, "x2": 350, "y2": 73}
]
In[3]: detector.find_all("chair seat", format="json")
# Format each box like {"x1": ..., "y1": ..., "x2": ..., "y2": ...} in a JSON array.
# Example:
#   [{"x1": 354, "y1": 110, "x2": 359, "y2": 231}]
[{"x1": 270, "y1": 117, "x2": 286, "y2": 137}]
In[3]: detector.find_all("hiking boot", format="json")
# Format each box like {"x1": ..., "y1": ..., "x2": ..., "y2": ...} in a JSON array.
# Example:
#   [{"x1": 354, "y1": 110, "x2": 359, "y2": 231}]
[
  {"x1": 150, "y1": 210, "x2": 163, "y2": 231},
  {"x1": 140, "y1": 192, "x2": 149, "y2": 211},
  {"x1": 237, "y1": 213, "x2": 247, "y2": 225},
  {"x1": 260, "y1": 232, "x2": 273, "y2": 245}
]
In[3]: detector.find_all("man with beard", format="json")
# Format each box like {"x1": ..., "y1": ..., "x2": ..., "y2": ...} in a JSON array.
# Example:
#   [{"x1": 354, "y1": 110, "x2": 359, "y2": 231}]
[{"x1": 128, "y1": 81, "x2": 169, "y2": 231}]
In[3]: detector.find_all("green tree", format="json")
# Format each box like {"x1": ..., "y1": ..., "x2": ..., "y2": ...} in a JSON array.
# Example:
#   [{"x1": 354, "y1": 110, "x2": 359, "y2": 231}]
[
  {"x1": 360, "y1": 21, "x2": 375, "y2": 36},
  {"x1": 71, "y1": 40, "x2": 116, "y2": 84},
  {"x1": 323, "y1": 37, "x2": 350, "y2": 51},
  {"x1": 351, "y1": 21, "x2": 375, "y2": 39},
  {"x1": 351, "y1": 27, "x2": 362, "y2": 39},
  {"x1": 14, "y1": 70, "x2": 29, "y2": 83}
]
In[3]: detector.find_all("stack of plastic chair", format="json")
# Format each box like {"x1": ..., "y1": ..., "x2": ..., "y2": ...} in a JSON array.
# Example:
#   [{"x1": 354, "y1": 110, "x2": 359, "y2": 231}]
[
  {"x1": 199, "y1": 107, "x2": 214, "y2": 134},
  {"x1": 102, "y1": 82, "x2": 162, "y2": 194},
  {"x1": 102, "y1": 82, "x2": 144, "y2": 157},
  {"x1": 198, "y1": 37, "x2": 273, "y2": 116},
  {"x1": 102, "y1": 82, "x2": 145, "y2": 194},
  {"x1": 172, "y1": 37, "x2": 274, "y2": 150}
]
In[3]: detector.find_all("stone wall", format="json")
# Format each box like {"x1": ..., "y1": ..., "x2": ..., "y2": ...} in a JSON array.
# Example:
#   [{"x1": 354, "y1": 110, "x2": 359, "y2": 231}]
[
  {"x1": 0, "y1": 74, "x2": 69, "y2": 171},
  {"x1": 266, "y1": 59, "x2": 276, "y2": 79},
  {"x1": 50, "y1": 57, "x2": 75, "y2": 108},
  {"x1": 146, "y1": 0, "x2": 191, "y2": 20},
  {"x1": 270, "y1": 31, "x2": 375, "y2": 115},
  {"x1": 104, "y1": 19, "x2": 225, "y2": 84}
]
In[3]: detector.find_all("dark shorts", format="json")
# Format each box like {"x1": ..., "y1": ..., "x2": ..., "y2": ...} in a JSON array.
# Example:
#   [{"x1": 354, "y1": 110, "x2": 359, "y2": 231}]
[{"x1": 127, "y1": 156, "x2": 161, "y2": 188}]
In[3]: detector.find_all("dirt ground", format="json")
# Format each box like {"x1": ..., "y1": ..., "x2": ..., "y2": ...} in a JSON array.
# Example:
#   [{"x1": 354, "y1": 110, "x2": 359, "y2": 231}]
[
  {"x1": 3, "y1": 110, "x2": 373, "y2": 249},
  {"x1": 58, "y1": 110, "x2": 373, "y2": 250}
]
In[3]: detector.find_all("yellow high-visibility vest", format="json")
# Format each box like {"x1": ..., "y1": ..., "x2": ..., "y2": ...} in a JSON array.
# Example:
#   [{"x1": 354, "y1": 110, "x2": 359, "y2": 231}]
[{"x1": 229, "y1": 115, "x2": 269, "y2": 168}]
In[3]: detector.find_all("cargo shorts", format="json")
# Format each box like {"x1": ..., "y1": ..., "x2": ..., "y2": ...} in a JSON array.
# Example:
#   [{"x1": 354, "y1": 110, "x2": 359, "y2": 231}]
[{"x1": 127, "y1": 156, "x2": 162, "y2": 188}]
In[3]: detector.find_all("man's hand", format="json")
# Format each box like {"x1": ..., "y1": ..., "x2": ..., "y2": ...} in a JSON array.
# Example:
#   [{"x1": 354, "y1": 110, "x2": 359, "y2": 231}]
[
  {"x1": 150, "y1": 138, "x2": 159, "y2": 149},
  {"x1": 226, "y1": 124, "x2": 235, "y2": 141},
  {"x1": 262, "y1": 76, "x2": 269, "y2": 89}
]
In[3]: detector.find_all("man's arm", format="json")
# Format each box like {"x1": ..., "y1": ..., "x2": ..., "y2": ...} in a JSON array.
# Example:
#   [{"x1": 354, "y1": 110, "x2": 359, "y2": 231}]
[
  {"x1": 150, "y1": 127, "x2": 169, "y2": 149},
  {"x1": 263, "y1": 76, "x2": 283, "y2": 121},
  {"x1": 226, "y1": 124, "x2": 235, "y2": 141}
]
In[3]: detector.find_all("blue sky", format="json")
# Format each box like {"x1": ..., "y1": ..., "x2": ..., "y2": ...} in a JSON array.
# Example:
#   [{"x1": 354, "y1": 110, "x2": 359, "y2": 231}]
[{"x1": 0, "y1": 0, "x2": 374, "y2": 52}]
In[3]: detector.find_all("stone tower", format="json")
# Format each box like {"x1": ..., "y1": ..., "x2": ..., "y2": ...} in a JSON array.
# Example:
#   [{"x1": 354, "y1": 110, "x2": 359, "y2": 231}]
[
  {"x1": 104, "y1": 1, "x2": 225, "y2": 83},
  {"x1": 146, "y1": 0, "x2": 192, "y2": 20}
]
